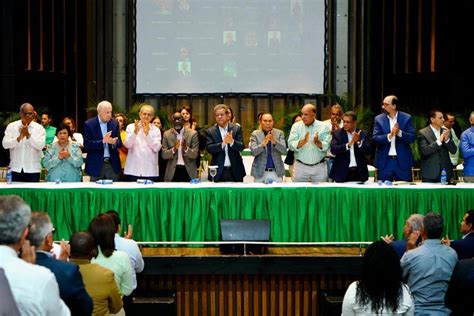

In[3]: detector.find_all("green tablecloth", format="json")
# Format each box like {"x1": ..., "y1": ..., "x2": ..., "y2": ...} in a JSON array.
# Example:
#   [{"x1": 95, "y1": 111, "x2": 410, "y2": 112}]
[{"x1": 1, "y1": 185, "x2": 472, "y2": 242}]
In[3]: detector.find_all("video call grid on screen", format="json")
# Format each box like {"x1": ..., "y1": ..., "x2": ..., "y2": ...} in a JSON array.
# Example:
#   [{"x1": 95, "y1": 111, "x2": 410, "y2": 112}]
[{"x1": 136, "y1": 0, "x2": 326, "y2": 94}]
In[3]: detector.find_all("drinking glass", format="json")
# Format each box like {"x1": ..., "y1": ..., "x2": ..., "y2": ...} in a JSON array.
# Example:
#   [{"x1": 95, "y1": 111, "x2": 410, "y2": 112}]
[{"x1": 208, "y1": 166, "x2": 218, "y2": 183}]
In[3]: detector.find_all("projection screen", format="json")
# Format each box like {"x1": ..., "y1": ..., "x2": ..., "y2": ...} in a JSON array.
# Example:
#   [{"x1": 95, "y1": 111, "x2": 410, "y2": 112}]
[{"x1": 136, "y1": 0, "x2": 326, "y2": 94}]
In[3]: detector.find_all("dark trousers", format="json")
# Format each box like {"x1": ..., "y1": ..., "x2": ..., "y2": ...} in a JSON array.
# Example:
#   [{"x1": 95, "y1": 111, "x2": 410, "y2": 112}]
[
  {"x1": 126, "y1": 175, "x2": 160, "y2": 182},
  {"x1": 172, "y1": 165, "x2": 191, "y2": 182},
  {"x1": 12, "y1": 170, "x2": 40, "y2": 182},
  {"x1": 90, "y1": 161, "x2": 120, "y2": 182},
  {"x1": 378, "y1": 157, "x2": 411, "y2": 182},
  {"x1": 218, "y1": 167, "x2": 237, "y2": 182},
  {"x1": 345, "y1": 167, "x2": 363, "y2": 182}
]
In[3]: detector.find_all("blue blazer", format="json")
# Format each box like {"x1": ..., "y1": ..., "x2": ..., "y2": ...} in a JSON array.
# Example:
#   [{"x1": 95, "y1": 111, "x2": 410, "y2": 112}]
[
  {"x1": 451, "y1": 232, "x2": 474, "y2": 260},
  {"x1": 372, "y1": 111, "x2": 415, "y2": 170},
  {"x1": 83, "y1": 116, "x2": 122, "y2": 177},
  {"x1": 206, "y1": 123, "x2": 246, "y2": 182},
  {"x1": 36, "y1": 252, "x2": 93, "y2": 316},
  {"x1": 329, "y1": 128, "x2": 371, "y2": 182}
]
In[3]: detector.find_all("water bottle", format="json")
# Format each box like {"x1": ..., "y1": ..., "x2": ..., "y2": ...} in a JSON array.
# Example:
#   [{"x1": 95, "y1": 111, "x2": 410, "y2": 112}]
[
  {"x1": 440, "y1": 168, "x2": 447, "y2": 185},
  {"x1": 96, "y1": 179, "x2": 113, "y2": 185},
  {"x1": 6, "y1": 167, "x2": 12, "y2": 184}
]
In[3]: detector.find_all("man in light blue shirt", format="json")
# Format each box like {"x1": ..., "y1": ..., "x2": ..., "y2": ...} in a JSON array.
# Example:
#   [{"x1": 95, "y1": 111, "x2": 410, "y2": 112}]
[
  {"x1": 288, "y1": 104, "x2": 331, "y2": 182},
  {"x1": 401, "y1": 212, "x2": 458, "y2": 315}
]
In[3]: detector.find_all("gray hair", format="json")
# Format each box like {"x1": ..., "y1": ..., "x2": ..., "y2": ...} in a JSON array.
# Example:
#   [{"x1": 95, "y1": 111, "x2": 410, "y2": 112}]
[
  {"x1": 0, "y1": 195, "x2": 32, "y2": 245},
  {"x1": 214, "y1": 104, "x2": 229, "y2": 114},
  {"x1": 407, "y1": 214, "x2": 424, "y2": 232},
  {"x1": 97, "y1": 100, "x2": 112, "y2": 112},
  {"x1": 27, "y1": 212, "x2": 54, "y2": 248},
  {"x1": 19, "y1": 103, "x2": 33, "y2": 113}
]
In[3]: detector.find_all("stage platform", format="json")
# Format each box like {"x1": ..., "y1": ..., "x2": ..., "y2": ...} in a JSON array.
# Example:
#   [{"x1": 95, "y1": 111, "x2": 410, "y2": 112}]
[
  {"x1": 136, "y1": 246, "x2": 362, "y2": 316},
  {"x1": 1, "y1": 182, "x2": 473, "y2": 243}
]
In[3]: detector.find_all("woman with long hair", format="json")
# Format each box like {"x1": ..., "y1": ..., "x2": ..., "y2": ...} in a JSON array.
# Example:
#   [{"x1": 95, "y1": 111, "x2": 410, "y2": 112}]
[
  {"x1": 88, "y1": 213, "x2": 133, "y2": 297},
  {"x1": 114, "y1": 113, "x2": 128, "y2": 172},
  {"x1": 180, "y1": 105, "x2": 198, "y2": 130},
  {"x1": 342, "y1": 240, "x2": 414, "y2": 315}
]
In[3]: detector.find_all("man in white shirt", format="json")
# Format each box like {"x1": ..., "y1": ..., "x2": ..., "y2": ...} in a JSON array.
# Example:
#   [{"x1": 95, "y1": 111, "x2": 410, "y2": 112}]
[
  {"x1": 0, "y1": 195, "x2": 70, "y2": 316},
  {"x1": 2, "y1": 103, "x2": 45, "y2": 182}
]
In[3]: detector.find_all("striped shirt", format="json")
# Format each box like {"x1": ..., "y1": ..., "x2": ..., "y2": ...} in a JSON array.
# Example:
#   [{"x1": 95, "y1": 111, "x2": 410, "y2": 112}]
[{"x1": 288, "y1": 120, "x2": 331, "y2": 165}]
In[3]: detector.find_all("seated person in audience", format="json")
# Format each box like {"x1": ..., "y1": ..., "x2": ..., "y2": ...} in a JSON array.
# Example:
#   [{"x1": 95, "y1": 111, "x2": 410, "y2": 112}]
[
  {"x1": 288, "y1": 104, "x2": 331, "y2": 182},
  {"x1": 2, "y1": 103, "x2": 45, "y2": 182},
  {"x1": 0, "y1": 195, "x2": 69, "y2": 315},
  {"x1": 342, "y1": 240, "x2": 414, "y2": 315},
  {"x1": 0, "y1": 267, "x2": 20, "y2": 316},
  {"x1": 418, "y1": 109, "x2": 457, "y2": 182},
  {"x1": 249, "y1": 113, "x2": 287, "y2": 183},
  {"x1": 43, "y1": 123, "x2": 83, "y2": 182},
  {"x1": 27, "y1": 212, "x2": 92, "y2": 315},
  {"x1": 161, "y1": 112, "x2": 199, "y2": 182},
  {"x1": 329, "y1": 111, "x2": 371, "y2": 182},
  {"x1": 443, "y1": 210, "x2": 474, "y2": 260},
  {"x1": 69, "y1": 231, "x2": 123, "y2": 315},
  {"x1": 382, "y1": 213, "x2": 424, "y2": 259},
  {"x1": 62, "y1": 116, "x2": 84, "y2": 147},
  {"x1": 123, "y1": 104, "x2": 162, "y2": 182},
  {"x1": 460, "y1": 111, "x2": 474, "y2": 182},
  {"x1": 445, "y1": 258, "x2": 474, "y2": 315},
  {"x1": 89, "y1": 213, "x2": 134, "y2": 297},
  {"x1": 401, "y1": 212, "x2": 458, "y2": 315},
  {"x1": 206, "y1": 104, "x2": 245, "y2": 182}
]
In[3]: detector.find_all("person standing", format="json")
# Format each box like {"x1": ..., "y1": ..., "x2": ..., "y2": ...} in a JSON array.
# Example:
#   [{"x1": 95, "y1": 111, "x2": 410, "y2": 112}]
[
  {"x1": 83, "y1": 100, "x2": 122, "y2": 181},
  {"x1": 249, "y1": 113, "x2": 287, "y2": 183},
  {"x1": 373, "y1": 95, "x2": 415, "y2": 182},
  {"x1": 2, "y1": 103, "x2": 45, "y2": 182},
  {"x1": 41, "y1": 112, "x2": 57, "y2": 146},
  {"x1": 417, "y1": 109, "x2": 457, "y2": 182},
  {"x1": 443, "y1": 112, "x2": 460, "y2": 167},
  {"x1": 288, "y1": 103, "x2": 331, "y2": 182},
  {"x1": 460, "y1": 111, "x2": 474, "y2": 182},
  {"x1": 206, "y1": 104, "x2": 245, "y2": 182},
  {"x1": 123, "y1": 104, "x2": 162, "y2": 182}
]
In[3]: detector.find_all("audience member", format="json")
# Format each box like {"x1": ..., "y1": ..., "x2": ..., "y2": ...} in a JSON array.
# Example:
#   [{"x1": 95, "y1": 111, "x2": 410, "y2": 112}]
[
  {"x1": 69, "y1": 232, "x2": 123, "y2": 315},
  {"x1": 114, "y1": 113, "x2": 128, "y2": 173},
  {"x1": 288, "y1": 104, "x2": 331, "y2": 182},
  {"x1": 382, "y1": 213, "x2": 424, "y2": 259},
  {"x1": 444, "y1": 210, "x2": 474, "y2": 260},
  {"x1": 123, "y1": 104, "x2": 161, "y2": 182},
  {"x1": 418, "y1": 109, "x2": 457, "y2": 182},
  {"x1": 27, "y1": 212, "x2": 92, "y2": 315},
  {"x1": 445, "y1": 258, "x2": 474, "y2": 315},
  {"x1": 84, "y1": 100, "x2": 122, "y2": 181},
  {"x1": 206, "y1": 104, "x2": 246, "y2": 182},
  {"x1": 401, "y1": 212, "x2": 458, "y2": 314},
  {"x1": 373, "y1": 95, "x2": 415, "y2": 182},
  {"x1": 460, "y1": 111, "x2": 474, "y2": 182},
  {"x1": 162, "y1": 112, "x2": 199, "y2": 182},
  {"x1": 329, "y1": 111, "x2": 371, "y2": 182},
  {"x1": 342, "y1": 240, "x2": 414, "y2": 315},
  {"x1": 443, "y1": 112, "x2": 460, "y2": 166},
  {"x1": 89, "y1": 213, "x2": 134, "y2": 296},
  {"x1": 41, "y1": 112, "x2": 57, "y2": 146},
  {"x1": 0, "y1": 267, "x2": 20, "y2": 316},
  {"x1": 63, "y1": 117, "x2": 84, "y2": 147},
  {"x1": 0, "y1": 195, "x2": 70, "y2": 315},
  {"x1": 2, "y1": 103, "x2": 46, "y2": 182},
  {"x1": 249, "y1": 113, "x2": 287, "y2": 183},
  {"x1": 43, "y1": 123, "x2": 83, "y2": 182}
]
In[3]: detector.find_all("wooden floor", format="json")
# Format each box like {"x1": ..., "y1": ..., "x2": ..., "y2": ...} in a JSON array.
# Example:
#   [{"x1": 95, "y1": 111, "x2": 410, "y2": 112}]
[{"x1": 142, "y1": 246, "x2": 364, "y2": 257}]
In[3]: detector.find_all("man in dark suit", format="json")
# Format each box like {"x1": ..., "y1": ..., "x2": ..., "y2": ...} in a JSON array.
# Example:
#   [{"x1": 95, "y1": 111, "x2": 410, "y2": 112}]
[
  {"x1": 373, "y1": 95, "x2": 416, "y2": 181},
  {"x1": 84, "y1": 100, "x2": 122, "y2": 181},
  {"x1": 445, "y1": 258, "x2": 474, "y2": 315},
  {"x1": 445, "y1": 210, "x2": 474, "y2": 260},
  {"x1": 206, "y1": 104, "x2": 245, "y2": 182},
  {"x1": 27, "y1": 212, "x2": 93, "y2": 315},
  {"x1": 418, "y1": 109, "x2": 457, "y2": 182},
  {"x1": 329, "y1": 111, "x2": 371, "y2": 182},
  {"x1": 162, "y1": 112, "x2": 199, "y2": 182}
]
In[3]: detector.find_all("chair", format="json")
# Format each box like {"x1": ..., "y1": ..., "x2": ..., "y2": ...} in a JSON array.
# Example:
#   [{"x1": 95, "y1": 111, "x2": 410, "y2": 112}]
[{"x1": 411, "y1": 168, "x2": 421, "y2": 182}]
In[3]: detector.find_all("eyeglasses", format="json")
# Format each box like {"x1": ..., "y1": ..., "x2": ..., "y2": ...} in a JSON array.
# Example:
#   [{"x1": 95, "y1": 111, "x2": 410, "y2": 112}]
[{"x1": 22, "y1": 112, "x2": 35, "y2": 117}]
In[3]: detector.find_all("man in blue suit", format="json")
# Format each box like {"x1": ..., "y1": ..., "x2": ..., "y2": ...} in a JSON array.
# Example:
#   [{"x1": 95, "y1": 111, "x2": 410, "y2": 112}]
[
  {"x1": 27, "y1": 212, "x2": 92, "y2": 315},
  {"x1": 84, "y1": 100, "x2": 122, "y2": 181},
  {"x1": 206, "y1": 104, "x2": 245, "y2": 182},
  {"x1": 373, "y1": 95, "x2": 416, "y2": 181},
  {"x1": 445, "y1": 210, "x2": 474, "y2": 260},
  {"x1": 329, "y1": 111, "x2": 371, "y2": 182}
]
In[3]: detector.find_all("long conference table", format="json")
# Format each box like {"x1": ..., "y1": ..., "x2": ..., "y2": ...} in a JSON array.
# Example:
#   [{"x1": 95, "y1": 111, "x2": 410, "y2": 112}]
[{"x1": 1, "y1": 181, "x2": 473, "y2": 243}]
